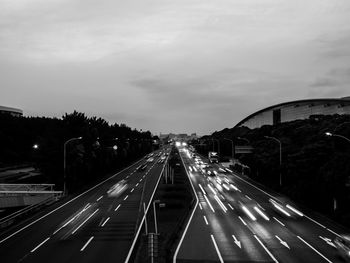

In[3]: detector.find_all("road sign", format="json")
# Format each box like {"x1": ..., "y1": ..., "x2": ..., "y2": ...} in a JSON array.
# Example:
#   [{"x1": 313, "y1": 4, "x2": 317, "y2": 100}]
[{"x1": 235, "y1": 146, "x2": 253, "y2": 154}]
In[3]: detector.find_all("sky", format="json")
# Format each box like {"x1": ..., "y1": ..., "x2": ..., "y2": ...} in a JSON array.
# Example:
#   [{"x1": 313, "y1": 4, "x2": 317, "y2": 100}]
[{"x1": 1, "y1": 0, "x2": 350, "y2": 135}]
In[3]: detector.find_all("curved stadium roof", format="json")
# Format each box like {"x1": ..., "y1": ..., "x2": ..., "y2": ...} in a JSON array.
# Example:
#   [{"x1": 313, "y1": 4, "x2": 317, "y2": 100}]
[{"x1": 235, "y1": 97, "x2": 350, "y2": 128}]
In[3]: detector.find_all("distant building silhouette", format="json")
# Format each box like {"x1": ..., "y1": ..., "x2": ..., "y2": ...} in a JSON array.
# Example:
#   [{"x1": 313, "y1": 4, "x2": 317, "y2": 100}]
[
  {"x1": 0, "y1": 106, "x2": 23, "y2": 117},
  {"x1": 235, "y1": 97, "x2": 350, "y2": 129}
]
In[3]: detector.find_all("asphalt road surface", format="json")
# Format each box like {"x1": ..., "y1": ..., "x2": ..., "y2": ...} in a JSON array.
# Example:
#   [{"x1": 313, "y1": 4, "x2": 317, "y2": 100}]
[
  {"x1": 174, "y1": 147, "x2": 348, "y2": 263},
  {"x1": 0, "y1": 148, "x2": 170, "y2": 263}
]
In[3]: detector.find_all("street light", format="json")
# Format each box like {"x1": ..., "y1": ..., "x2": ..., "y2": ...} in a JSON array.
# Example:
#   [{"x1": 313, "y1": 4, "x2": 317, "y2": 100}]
[
  {"x1": 63, "y1": 137, "x2": 82, "y2": 195},
  {"x1": 211, "y1": 138, "x2": 220, "y2": 155},
  {"x1": 223, "y1": 138, "x2": 234, "y2": 159},
  {"x1": 237, "y1": 137, "x2": 250, "y2": 144},
  {"x1": 33, "y1": 144, "x2": 39, "y2": 149},
  {"x1": 264, "y1": 136, "x2": 282, "y2": 187},
  {"x1": 325, "y1": 132, "x2": 350, "y2": 143},
  {"x1": 153, "y1": 200, "x2": 161, "y2": 234}
]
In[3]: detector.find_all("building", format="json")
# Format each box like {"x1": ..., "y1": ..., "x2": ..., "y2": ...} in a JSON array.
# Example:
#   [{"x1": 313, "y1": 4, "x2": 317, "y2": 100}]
[
  {"x1": 0, "y1": 106, "x2": 23, "y2": 117},
  {"x1": 235, "y1": 97, "x2": 350, "y2": 129}
]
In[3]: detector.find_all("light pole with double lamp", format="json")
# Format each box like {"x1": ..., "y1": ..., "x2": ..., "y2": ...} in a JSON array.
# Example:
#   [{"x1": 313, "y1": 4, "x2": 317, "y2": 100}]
[
  {"x1": 63, "y1": 137, "x2": 82, "y2": 195},
  {"x1": 264, "y1": 136, "x2": 282, "y2": 187}
]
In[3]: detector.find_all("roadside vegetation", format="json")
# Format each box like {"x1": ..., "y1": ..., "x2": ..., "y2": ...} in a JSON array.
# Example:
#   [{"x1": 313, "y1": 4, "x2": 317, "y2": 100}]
[
  {"x1": 0, "y1": 111, "x2": 157, "y2": 193},
  {"x1": 194, "y1": 114, "x2": 350, "y2": 227}
]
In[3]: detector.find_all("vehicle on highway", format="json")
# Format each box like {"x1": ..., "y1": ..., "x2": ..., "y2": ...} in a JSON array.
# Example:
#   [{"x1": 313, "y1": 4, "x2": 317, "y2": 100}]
[
  {"x1": 147, "y1": 157, "x2": 154, "y2": 163},
  {"x1": 268, "y1": 198, "x2": 304, "y2": 218},
  {"x1": 138, "y1": 164, "x2": 148, "y2": 171},
  {"x1": 334, "y1": 235, "x2": 350, "y2": 261},
  {"x1": 208, "y1": 151, "x2": 219, "y2": 163},
  {"x1": 237, "y1": 199, "x2": 270, "y2": 221},
  {"x1": 107, "y1": 179, "x2": 128, "y2": 197}
]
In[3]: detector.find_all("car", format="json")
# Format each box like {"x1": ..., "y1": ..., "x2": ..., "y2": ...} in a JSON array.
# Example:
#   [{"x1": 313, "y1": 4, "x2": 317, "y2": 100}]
[
  {"x1": 107, "y1": 179, "x2": 128, "y2": 197},
  {"x1": 334, "y1": 235, "x2": 350, "y2": 261},
  {"x1": 268, "y1": 198, "x2": 304, "y2": 218},
  {"x1": 138, "y1": 164, "x2": 147, "y2": 171},
  {"x1": 147, "y1": 157, "x2": 154, "y2": 163}
]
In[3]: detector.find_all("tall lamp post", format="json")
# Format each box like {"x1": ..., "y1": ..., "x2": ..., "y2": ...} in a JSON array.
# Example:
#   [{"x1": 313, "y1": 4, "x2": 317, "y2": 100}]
[
  {"x1": 237, "y1": 137, "x2": 250, "y2": 144},
  {"x1": 264, "y1": 136, "x2": 282, "y2": 187},
  {"x1": 63, "y1": 137, "x2": 82, "y2": 195},
  {"x1": 325, "y1": 132, "x2": 350, "y2": 143},
  {"x1": 224, "y1": 138, "x2": 234, "y2": 159},
  {"x1": 211, "y1": 138, "x2": 220, "y2": 155}
]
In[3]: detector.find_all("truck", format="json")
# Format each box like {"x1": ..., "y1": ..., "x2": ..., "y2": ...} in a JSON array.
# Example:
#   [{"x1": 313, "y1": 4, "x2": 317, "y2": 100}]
[{"x1": 208, "y1": 151, "x2": 219, "y2": 163}]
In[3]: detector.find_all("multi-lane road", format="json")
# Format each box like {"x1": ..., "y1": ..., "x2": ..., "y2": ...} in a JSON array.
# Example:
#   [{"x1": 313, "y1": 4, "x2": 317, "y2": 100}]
[
  {"x1": 0, "y1": 148, "x2": 169, "y2": 263},
  {"x1": 174, "y1": 147, "x2": 348, "y2": 263}
]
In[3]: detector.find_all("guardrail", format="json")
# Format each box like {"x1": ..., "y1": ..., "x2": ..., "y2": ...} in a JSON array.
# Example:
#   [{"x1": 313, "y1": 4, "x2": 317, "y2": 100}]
[{"x1": 0, "y1": 191, "x2": 63, "y2": 229}]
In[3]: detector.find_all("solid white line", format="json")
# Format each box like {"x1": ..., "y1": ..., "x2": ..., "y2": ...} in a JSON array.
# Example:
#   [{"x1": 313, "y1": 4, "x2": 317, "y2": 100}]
[
  {"x1": 273, "y1": 217, "x2": 285, "y2": 227},
  {"x1": 203, "y1": 216, "x2": 209, "y2": 225},
  {"x1": 326, "y1": 228, "x2": 341, "y2": 237},
  {"x1": 0, "y1": 158, "x2": 144, "y2": 244},
  {"x1": 228, "y1": 203, "x2": 234, "y2": 210},
  {"x1": 80, "y1": 236, "x2": 94, "y2": 252},
  {"x1": 211, "y1": 235, "x2": 224, "y2": 263},
  {"x1": 101, "y1": 217, "x2": 110, "y2": 227},
  {"x1": 96, "y1": 195, "x2": 103, "y2": 202},
  {"x1": 254, "y1": 235, "x2": 279, "y2": 263},
  {"x1": 297, "y1": 236, "x2": 332, "y2": 263},
  {"x1": 204, "y1": 194, "x2": 215, "y2": 213},
  {"x1": 31, "y1": 237, "x2": 50, "y2": 253},
  {"x1": 124, "y1": 195, "x2": 129, "y2": 200},
  {"x1": 72, "y1": 209, "x2": 99, "y2": 234},
  {"x1": 172, "y1": 153, "x2": 199, "y2": 263},
  {"x1": 115, "y1": 204, "x2": 121, "y2": 211},
  {"x1": 238, "y1": 216, "x2": 247, "y2": 226}
]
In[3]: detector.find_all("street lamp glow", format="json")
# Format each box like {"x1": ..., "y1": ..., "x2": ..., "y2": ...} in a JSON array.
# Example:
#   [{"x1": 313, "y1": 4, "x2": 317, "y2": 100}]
[
  {"x1": 325, "y1": 132, "x2": 332, "y2": 136},
  {"x1": 112, "y1": 145, "x2": 118, "y2": 150},
  {"x1": 33, "y1": 144, "x2": 39, "y2": 149}
]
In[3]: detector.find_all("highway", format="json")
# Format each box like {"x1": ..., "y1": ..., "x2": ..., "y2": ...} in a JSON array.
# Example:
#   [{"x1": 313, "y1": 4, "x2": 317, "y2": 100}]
[
  {"x1": 174, "y1": 147, "x2": 348, "y2": 263},
  {"x1": 0, "y1": 148, "x2": 169, "y2": 263}
]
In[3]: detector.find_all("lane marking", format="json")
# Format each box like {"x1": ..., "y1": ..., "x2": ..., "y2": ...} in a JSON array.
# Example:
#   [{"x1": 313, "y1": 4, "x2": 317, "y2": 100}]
[
  {"x1": 275, "y1": 235, "x2": 290, "y2": 249},
  {"x1": 124, "y1": 195, "x2": 129, "y2": 201},
  {"x1": 203, "y1": 216, "x2": 209, "y2": 225},
  {"x1": 136, "y1": 183, "x2": 139, "y2": 187},
  {"x1": 245, "y1": 195, "x2": 252, "y2": 200},
  {"x1": 297, "y1": 236, "x2": 332, "y2": 263},
  {"x1": 115, "y1": 204, "x2": 121, "y2": 211},
  {"x1": 232, "y1": 235, "x2": 242, "y2": 249},
  {"x1": 130, "y1": 188, "x2": 135, "y2": 193},
  {"x1": 80, "y1": 236, "x2": 94, "y2": 252},
  {"x1": 273, "y1": 217, "x2": 285, "y2": 227},
  {"x1": 228, "y1": 203, "x2": 234, "y2": 210},
  {"x1": 254, "y1": 235, "x2": 279, "y2": 263},
  {"x1": 198, "y1": 203, "x2": 203, "y2": 210},
  {"x1": 204, "y1": 194, "x2": 215, "y2": 213},
  {"x1": 31, "y1": 237, "x2": 50, "y2": 253},
  {"x1": 326, "y1": 228, "x2": 341, "y2": 238},
  {"x1": 238, "y1": 216, "x2": 247, "y2": 226},
  {"x1": 96, "y1": 196, "x2": 103, "y2": 202},
  {"x1": 0, "y1": 158, "x2": 144, "y2": 244},
  {"x1": 101, "y1": 217, "x2": 110, "y2": 227},
  {"x1": 72, "y1": 209, "x2": 99, "y2": 234},
  {"x1": 211, "y1": 234, "x2": 224, "y2": 263}
]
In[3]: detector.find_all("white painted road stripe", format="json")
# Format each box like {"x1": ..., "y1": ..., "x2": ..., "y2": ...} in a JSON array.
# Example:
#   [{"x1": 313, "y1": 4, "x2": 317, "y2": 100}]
[
  {"x1": 297, "y1": 236, "x2": 332, "y2": 263},
  {"x1": 72, "y1": 209, "x2": 99, "y2": 234},
  {"x1": 115, "y1": 204, "x2": 121, "y2": 211},
  {"x1": 80, "y1": 236, "x2": 94, "y2": 252},
  {"x1": 203, "y1": 216, "x2": 209, "y2": 225},
  {"x1": 101, "y1": 217, "x2": 110, "y2": 227},
  {"x1": 273, "y1": 217, "x2": 285, "y2": 227},
  {"x1": 254, "y1": 235, "x2": 279, "y2": 263},
  {"x1": 124, "y1": 195, "x2": 129, "y2": 200},
  {"x1": 96, "y1": 195, "x2": 103, "y2": 202},
  {"x1": 211, "y1": 235, "x2": 224, "y2": 263},
  {"x1": 31, "y1": 237, "x2": 50, "y2": 253}
]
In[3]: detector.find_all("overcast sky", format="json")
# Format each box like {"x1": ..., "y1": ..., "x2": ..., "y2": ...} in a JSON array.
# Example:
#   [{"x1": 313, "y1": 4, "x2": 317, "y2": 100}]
[{"x1": 1, "y1": 0, "x2": 350, "y2": 135}]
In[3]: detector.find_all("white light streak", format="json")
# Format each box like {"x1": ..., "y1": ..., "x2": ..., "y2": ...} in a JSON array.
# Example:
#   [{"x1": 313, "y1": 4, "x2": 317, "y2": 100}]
[
  {"x1": 80, "y1": 236, "x2": 94, "y2": 252},
  {"x1": 242, "y1": 205, "x2": 256, "y2": 221},
  {"x1": 254, "y1": 206, "x2": 270, "y2": 221},
  {"x1": 31, "y1": 237, "x2": 50, "y2": 253},
  {"x1": 72, "y1": 209, "x2": 99, "y2": 234}
]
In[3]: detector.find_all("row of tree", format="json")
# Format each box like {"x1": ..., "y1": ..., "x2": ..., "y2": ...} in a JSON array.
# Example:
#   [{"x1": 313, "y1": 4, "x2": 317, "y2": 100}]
[
  {"x1": 0, "y1": 111, "x2": 158, "y2": 192},
  {"x1": 193, "y1": 114, "x2": 350, "y2": 227}
]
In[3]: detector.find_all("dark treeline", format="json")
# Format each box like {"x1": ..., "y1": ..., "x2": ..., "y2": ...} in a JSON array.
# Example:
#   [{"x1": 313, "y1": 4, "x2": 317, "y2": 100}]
[
  {"x1": 0, "y1": 111, "x2": 157, "y2": 193},
  {"x1": 193, "y1": 114, "x2": 350, "y2": 227}
]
